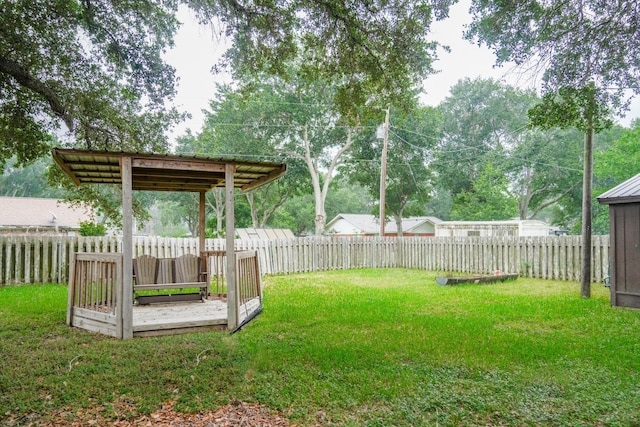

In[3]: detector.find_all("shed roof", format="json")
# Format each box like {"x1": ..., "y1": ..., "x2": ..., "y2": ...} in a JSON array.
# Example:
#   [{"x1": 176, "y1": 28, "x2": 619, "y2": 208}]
[
  {"x1": 52, "y1": 148, "x2": 287, "y2": 193},
  {"x1": 597, "y1": 173, "x2": 640, "y2": 205}
]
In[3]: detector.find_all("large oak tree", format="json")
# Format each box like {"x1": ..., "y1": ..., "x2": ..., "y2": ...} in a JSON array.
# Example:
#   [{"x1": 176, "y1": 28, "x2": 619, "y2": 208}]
[
  {"x1": 1, "y1": 0, "x2": 455, "y2": 170},
  {"x1": 467, "y1": 0, "x2": 640, "y2": 297}
]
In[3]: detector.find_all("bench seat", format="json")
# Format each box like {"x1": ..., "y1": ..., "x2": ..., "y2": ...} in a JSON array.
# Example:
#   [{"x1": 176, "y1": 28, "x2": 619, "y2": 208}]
[{"x1": 133, "y1": 254, "x2": 209, "y2": 305}]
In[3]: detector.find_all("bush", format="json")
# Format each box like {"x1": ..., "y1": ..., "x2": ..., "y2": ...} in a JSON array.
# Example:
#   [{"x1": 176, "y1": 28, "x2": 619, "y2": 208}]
[{"x1": 78, "y1": 220, "x2": 107, "y2": 236}]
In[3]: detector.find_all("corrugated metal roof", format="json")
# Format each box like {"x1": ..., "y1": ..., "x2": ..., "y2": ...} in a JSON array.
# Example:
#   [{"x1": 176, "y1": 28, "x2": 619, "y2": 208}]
[
  {"x1": 52, "y1": 148, "x2": 287, "y2": 193},
  {"x1": 597, "y1": 173, "x2": 640, "y2": 205}
]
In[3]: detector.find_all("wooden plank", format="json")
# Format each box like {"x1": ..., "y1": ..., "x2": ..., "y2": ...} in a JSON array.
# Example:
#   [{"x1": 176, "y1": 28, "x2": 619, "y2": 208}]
[
  {"x1": 132, "y1": 157, "x2": 225, "y2": 173},
  {"x1": 71, "y1": 314, "x2": 118, "y2": 337},
  {"x1": 74, "y1": 307, "x2": 117, "y2": 323}
]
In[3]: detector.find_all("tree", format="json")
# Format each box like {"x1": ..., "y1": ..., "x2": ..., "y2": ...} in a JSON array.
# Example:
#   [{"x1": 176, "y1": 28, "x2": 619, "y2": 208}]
[
  {"x1": 197, "y1": 75, "x2": 361, "y2": 235},
  {"x1": 593, "y1": 123, "x2": 640, "y2": 234},
  {"x1": 506, "y1": 128, "x2": 583, "y2": 220},
  {"x1": 1, "y1": 0, "x2": 183, "y2": 170},
  {"x1": 183, "y1": 83, "x2": 309, "y2": 232},
  {"x1": 0, "y1": 157, "x2": 64, "y2": 198},
  {"x1": 450, "y1": 162, "x2": 518, "y2": 221},
  {"x1": 2, "y1": 0, "x2": 453, "y2": 171},
  {"x1": 467, "y1": 1, "x2": 640, "y2": 298},
  {"x1": 434, "y1": 78, "x2": 537, "y2": 195}
]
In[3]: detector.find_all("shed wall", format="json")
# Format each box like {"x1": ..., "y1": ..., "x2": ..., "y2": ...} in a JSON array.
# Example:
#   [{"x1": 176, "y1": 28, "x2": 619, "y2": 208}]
[{"x1": 610, "y1": 203, "x2": 640, "y2": 308}]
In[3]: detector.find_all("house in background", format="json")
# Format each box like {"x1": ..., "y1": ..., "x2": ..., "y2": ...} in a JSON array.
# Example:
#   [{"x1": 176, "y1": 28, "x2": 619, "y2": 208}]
[
  {"x1": 326, "y1": 214, "x2": 442, "y2": 237},
  {"x1": 435, "y1": 220, "x2": 553, "y2": 238},
  {"x1": 0, "y1": 197, "x2": 94, "y2": 235}
]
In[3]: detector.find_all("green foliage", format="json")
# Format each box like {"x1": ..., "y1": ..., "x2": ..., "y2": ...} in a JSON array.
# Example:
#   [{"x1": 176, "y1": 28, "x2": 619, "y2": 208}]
[
  {"x1": 0, "y1": 0, "x2": 183, "y2": 170},
  {"x1": 467, "y1": 1, "x2": 640, "y2": 112},
  {"x1": 529, "y1": 85, "x2": 613, "y2": 133},
  {"x1": 450, "y1": 162, "x2": 519, "y2": 221},
  {"x1": 223, "y1": 0, "x2": 453, "y2": 116},
  {"x1": 4, "y1": 272, "x2": 640, "y2": 426},
  {"x1": 592, "y1": 124, "x2": 640, "y2": 234},
  {"x1": 434, "y1": 78, "x2": 538, "y2": 195},
  {"x1": 78, "y1": 221, "x2": 107, "y2": 237},
  {"x1": 0, "y1": 157, "x2": 64, "y2": 198}
]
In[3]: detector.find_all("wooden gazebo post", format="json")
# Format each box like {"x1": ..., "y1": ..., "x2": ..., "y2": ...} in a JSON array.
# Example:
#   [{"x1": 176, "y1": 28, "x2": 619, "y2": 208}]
[
  {"x1": 225, "y1": 163, "x2": 237, "y2": 330},
  {"x1": 121, "y1": 156, "x2": 134, "y2": 339}
]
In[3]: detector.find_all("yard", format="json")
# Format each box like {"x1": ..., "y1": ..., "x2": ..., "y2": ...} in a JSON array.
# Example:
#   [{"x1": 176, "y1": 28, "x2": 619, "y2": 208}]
[{"x1": 2, "y1": 269, "x2": 639, "y2": 426}]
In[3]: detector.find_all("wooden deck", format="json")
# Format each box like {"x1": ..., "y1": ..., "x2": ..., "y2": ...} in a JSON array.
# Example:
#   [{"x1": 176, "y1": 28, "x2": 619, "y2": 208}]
[{"x1": 132, "y1": 297, "x2": 228, "y2": 337}]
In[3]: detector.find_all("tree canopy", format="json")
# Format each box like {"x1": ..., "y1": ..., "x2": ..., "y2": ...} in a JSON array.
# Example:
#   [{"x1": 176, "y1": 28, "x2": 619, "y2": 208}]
[
  {"x1": 467, "y1": 0, "x2": 640, "y2": 111},
  {"x1": 1, "y1": 0, "x2": 454, "y2": 172}
]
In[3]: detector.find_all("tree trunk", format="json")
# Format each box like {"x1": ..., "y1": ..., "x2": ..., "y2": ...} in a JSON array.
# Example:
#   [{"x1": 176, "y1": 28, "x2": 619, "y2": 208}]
[
  {"x1": 393, "y1": 213, "x2": 403, "y2": 237},
  {"x1": 245, "y1": 192, "x2": 260, "y2": 228},
  {"x1": 206, "y1": 188, "x2": 225, "y2": 235},
  {"x1": 581, "y1": 122, "x2": 593, "y2": 298}
]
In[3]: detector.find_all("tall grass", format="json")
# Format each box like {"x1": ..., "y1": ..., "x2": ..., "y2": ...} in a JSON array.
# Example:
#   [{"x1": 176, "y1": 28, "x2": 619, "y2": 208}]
[{"x1": 1, "y1": 270, "x2": 639, "y2": 426}]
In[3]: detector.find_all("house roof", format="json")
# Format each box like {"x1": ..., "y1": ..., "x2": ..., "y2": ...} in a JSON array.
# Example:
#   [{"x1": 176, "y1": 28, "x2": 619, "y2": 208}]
[
  {"x1": 0, "y1": 197, "x2": 93, "y2": 229},
  {"x1": 326, "y1": 214, "x2": 442, "y2": 234},
  {"x1": 597, "y1": 173, "x2": 640, "y2": 205},
  {"x1": 52, "y1": 148, "x2": 287, "y2": 193}
]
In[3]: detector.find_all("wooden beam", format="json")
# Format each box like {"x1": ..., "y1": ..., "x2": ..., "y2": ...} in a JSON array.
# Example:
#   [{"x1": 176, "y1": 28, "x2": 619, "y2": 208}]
[
  {"x1": 199, "y1": 192, "x2": 206, "y2": 255},
  {"x1": 132, "y1": 158, "x2": 226, "y2": 173},
  {"x1": 120, "y1": 156, "x2": 134, "y2": 340},
  {"x1": 241, "y1": 165, "x2": 287, "y2": 192},
  {"x1": 226, "y1": 163, "x2": 237, "y2": 330},
  {"x1": 51, "y1": 149, "x2": 82, "y2": 186}
]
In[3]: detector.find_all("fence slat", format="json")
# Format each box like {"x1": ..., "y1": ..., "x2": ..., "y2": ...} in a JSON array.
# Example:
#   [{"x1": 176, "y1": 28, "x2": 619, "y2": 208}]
[{"x1": 0, "y1": 234, "x2": 612, "y2": 285}]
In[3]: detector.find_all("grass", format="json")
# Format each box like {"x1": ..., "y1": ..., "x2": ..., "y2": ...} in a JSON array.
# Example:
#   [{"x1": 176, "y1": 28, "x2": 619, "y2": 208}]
[{"x1": 2, "y1": 269, "x2": 640, "y2": 426}]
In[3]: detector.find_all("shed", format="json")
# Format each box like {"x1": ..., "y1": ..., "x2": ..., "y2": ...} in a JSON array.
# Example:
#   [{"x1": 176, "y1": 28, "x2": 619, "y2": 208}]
[
  {"x1": 597, "y1": 173, "x2": 640, "y2": 308},
  {"x1": 435, "y1": 220, "x2": 552, "y2": 238}
]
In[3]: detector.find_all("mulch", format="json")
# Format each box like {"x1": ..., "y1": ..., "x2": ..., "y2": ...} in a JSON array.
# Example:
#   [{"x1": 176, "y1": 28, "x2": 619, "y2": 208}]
[{"x1": 21, "y1": 401, "x2": 298, "y2": 427}]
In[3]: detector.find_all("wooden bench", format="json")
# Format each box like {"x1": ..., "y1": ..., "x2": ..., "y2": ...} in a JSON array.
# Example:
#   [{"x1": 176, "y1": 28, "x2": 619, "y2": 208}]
[{"x1": 133, "y1": 254, "x2": 209, "y2": 304}]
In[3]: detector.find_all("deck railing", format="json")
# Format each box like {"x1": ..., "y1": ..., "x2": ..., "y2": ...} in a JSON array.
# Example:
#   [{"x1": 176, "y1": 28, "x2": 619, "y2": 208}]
[
  {"x1": 235, "y1": 250, "x2": 262, "y2": 305},
  {"x1": 202, "y1": 250, "x2": 227, "y2": 296},
  {"x1": 203, "y1": 249, "x2": 262, "y2": 328},
  {"x1": 66, "y1": 252, "x2": 123, "y2": 338}
]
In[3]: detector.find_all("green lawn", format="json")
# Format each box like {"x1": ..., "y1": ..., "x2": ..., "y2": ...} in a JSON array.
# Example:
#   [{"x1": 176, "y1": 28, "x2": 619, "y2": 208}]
[{"x1": 1, "y1": 269, "x2": 639, "y2": 426}]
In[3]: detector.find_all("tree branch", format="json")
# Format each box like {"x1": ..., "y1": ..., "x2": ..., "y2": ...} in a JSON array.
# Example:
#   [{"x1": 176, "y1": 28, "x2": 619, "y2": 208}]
[
  {"x1": 0, "y1": 55, "x2": 74, "y2": 131},
  {"x1": 529, "y1": 182, "x2": 579, "y2": 219}
]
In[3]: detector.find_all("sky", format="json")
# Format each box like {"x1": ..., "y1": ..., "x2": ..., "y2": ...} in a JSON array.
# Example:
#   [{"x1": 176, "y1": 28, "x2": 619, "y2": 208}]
[{"x1": 163, "y1": 1, "x2": 639, "y2": 144}]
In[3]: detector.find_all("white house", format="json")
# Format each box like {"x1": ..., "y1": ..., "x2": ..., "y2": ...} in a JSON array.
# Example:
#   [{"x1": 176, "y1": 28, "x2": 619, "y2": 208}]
[
  {"x1": 326, "y1": 214, "x2": 442, "y2": 236},
  {"x1": 435, "y1": 220, "x2": 553, "y2": 238},
  {"x1": 0, "y1": 197, "x2": 93, "y2": 235}
]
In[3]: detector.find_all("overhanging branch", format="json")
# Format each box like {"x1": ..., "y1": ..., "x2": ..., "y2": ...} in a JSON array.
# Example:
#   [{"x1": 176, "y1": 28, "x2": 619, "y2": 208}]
[{"x1": 0, "y1": 55, "x2": 74, "y2": 131}]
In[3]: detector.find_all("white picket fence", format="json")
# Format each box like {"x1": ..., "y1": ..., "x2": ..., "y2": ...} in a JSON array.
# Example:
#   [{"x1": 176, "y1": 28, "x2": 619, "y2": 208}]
[{"x1": 0, "y1": 234, "x2": 610, "y2": 285}]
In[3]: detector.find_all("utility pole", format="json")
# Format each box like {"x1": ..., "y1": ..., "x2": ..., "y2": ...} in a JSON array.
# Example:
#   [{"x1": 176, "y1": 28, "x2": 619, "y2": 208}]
[{"x1": 379, "y1": 106, "x2": 390, "y2": 237}]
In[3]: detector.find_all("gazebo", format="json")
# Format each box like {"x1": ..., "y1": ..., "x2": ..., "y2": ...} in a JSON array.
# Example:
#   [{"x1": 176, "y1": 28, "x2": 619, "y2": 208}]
[{"x1": 52, "y1": 148, "x2": 286, "y2": 338}]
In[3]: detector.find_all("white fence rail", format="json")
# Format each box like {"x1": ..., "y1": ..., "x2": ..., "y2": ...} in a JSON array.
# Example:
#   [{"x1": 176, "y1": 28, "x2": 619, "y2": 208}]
[{"x1": 0, "y1": 235, "x2": 610, "y2": 285}]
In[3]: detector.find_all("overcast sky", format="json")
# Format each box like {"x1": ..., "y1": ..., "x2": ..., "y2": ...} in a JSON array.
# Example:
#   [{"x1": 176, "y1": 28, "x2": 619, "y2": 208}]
[{"x1": 163, "y1": 1, "x2": 639, "y2": 145}]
